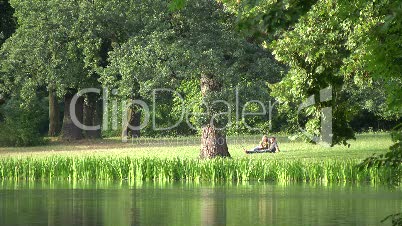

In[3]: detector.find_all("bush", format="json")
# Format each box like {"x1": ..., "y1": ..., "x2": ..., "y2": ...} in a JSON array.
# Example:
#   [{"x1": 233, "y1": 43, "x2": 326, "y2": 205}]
[{"x1": 0, "y1": 97, "x2": 48, "y2": 147}]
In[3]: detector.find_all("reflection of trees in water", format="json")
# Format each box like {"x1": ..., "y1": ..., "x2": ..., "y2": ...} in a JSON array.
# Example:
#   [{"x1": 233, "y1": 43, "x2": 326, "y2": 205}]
[
  {"x1": 102, "y1": 189, "x2": 133, "y2": 226},
  {"x1": 3, "y1": 183, "x2": 402, "y2": 225},
  {"x1": 201, "y1": 187, "x2": 227, "y2": 226},
  {"x1": 43, "y1": 186, "x2": 135, "y2": 226},
  {"x1": 258, "y1": 193, "x2": 269, "y2": 225},
  {"x1": 47, "y1": 189, "x2": 55, "y2": 226},
  {"x1": 135, "y1": 183, "x2": 203, "y2": 225},
  {"x1": 130, "y1": 190, "x2": 141, "y2": 226},
  {"x1": 61, "y1": 189, "x2": 104, "y2": 225},
  {"x1": 199, "y1": 184, "x2": 276, "y2": 226}
]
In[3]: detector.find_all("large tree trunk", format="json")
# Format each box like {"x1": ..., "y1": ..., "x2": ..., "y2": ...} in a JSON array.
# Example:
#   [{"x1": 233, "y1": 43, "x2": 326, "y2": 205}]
[
  {"x1": 83, "y1": 93, "x2": 102, "y2": 139},
  {"x1": 48, "y1": 88, "x2": 60, "y2": 136},
  {"x1": 199, "y1": 74, "x2": 230, "y2": 159},
  {"x1": 122, "y1": 103, "x2": 141, "y2": 139},
  {"x1": 61, "y1": 90, "x2": 84, "y2": 141},
  {"x1": 200, "y1": 125, "x2": 230, "y2": 158}
]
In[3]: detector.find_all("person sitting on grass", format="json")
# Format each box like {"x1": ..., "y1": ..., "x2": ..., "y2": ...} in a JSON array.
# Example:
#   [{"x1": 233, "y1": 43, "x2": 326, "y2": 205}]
[
  {"x1": 268, "y1": 137, "x2": 280, "y2": 153},
  {"x1": 244, "y1": 135, "x2": 280, "y2": 154},
  {"x1": 244, "y1": 135, "x2": 269, "y2": 154}
]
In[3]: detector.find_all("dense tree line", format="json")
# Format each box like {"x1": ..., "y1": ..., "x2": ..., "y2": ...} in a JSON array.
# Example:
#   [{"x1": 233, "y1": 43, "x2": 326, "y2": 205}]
[
  {"x1": 0, "y1": 0, "x2": 401, "y2": 158},
  {"x1": 0, "y1": 0, "x2": 283, "y2": 158}
]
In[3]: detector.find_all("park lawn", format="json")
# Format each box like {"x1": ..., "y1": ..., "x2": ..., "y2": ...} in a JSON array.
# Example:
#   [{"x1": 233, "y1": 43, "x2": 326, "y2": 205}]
[{"x1": 0, "y1": 133, "x2": 392, "y2": 162}]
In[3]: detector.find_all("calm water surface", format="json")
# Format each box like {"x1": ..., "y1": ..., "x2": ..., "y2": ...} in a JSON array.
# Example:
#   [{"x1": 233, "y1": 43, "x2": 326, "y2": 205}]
[{"x1": 0, "y1": 181, "x2": 401, "y2": 226}]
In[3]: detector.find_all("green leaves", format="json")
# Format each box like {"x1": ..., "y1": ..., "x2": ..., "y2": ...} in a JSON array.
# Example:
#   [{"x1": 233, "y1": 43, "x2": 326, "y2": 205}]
[
  {"x1": 168, "y1": 0, "x2": 187, "y2": 11},
  {"x1": 364, "y1": 1, "x2": 402, "y2": 114},
  {"x1": 267, "y1": 0, "x2": 402, "y2": 145},
  {"x1": 0, "y1": 96, "x2": 48, "y2": 146},
  {"x1": 0, "y1": 0, "x2": 16, "y2": 46},
  {"x1": 234, "y1": 0, "x2": 317, "y2": 43}
]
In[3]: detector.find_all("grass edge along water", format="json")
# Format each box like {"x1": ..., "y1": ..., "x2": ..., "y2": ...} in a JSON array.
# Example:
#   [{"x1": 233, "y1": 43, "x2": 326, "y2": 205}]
[{"x1": 0, "y1": 156, "x2": 399, "y2": 185}]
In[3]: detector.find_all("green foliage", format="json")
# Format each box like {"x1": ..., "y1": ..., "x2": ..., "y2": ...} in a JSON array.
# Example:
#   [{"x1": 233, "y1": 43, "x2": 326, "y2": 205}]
[
  {"x1": 226, "y1": 0, "x2": 401, "y2": 146},
  {"x1": 364, "y1": 0, "x2": 402, "y2": 113},
  {"x1": 359, "y1": 123, "x2": 402, "y2": 184},
  {"x1": 359, "y1": 123, "x2": 402, "y2": 225},
  {"x1": 0, "y1": 0, "x2": 16, "y2": 46},
  {"x1": 1, "y1": 0, "x2": 85, "y2": 100},
  {"x1": 269, "y1": 0, "x2": 357, "y2": 145},
  {"x1": 102, "y1": 0, "x2": 283, "y2": 137},
  {"x1": 1, "y1": 0, "x2": 139, "y2": 101},
  {"x1": 168, "y1": 0, "x2": 187, "y2": 11},
  {"x1": 381, "y1": 213, "x2": 402, "y2": 226},
  {"x1": 1, "y1": 0, "x2": 400, "y2": 144},
  {"x1": 0, "y1": 97, "x2": 48, "y2": 146},
  {"x1": 235, "y1": 0, "x2": 317, "y2": 43},
  {"x1": 353, "y1": 0, "x2": 402, "y2": 190}
]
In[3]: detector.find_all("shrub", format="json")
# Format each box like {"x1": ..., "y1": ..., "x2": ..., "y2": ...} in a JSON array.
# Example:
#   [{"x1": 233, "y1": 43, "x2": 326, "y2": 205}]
[{"x1": 0, "y1": 97, "x2": 48, "y2": 147}]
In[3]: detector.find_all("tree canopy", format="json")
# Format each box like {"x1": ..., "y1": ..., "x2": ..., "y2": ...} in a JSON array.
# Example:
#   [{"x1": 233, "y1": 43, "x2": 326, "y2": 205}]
[{"x1": 0, "y1": 0, "x2": 401, "y2": 152}]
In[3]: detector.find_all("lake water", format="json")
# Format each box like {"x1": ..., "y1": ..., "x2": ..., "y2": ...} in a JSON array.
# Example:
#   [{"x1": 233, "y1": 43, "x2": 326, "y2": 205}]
[{"x1": 0, "y1": 181, "x2": 401, "y2": 226}]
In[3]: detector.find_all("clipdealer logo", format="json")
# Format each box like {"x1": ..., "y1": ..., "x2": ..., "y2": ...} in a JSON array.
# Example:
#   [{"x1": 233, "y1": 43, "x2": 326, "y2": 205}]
[{"x1": 297, "y1": 86, "x2": 333, "y2": 147}]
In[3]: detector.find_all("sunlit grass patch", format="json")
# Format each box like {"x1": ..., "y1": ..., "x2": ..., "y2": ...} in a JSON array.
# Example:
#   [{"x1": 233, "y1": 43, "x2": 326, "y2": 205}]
[{"x1": 0, "y1": 133, "x2": 396, "y2": 184}]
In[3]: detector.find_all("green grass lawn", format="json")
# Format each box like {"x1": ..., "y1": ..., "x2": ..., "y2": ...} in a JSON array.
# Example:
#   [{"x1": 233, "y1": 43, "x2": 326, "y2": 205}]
[
  {"x1": 0, "y1": 133, "x2": 392, "y2": 161},
  {"x1": 0, "y1": 133, "x2": 396, "y2": 183}
]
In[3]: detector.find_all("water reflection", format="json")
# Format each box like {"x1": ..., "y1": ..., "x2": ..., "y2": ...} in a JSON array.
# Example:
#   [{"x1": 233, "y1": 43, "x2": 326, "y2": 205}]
[{"x1": 0, "y1": 181, "x2": 401, "y2": 226}]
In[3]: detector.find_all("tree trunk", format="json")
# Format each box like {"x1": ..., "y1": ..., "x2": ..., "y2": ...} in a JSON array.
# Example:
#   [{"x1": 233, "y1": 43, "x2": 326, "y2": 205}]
[
  {"x1": 0, "y1": 97, "x2": 5, "y2": 123},
  {"x1": 48, "y1": 88, "x2": 60, "y2": 136},
  {"x1": 200, "y1": 125, "x2": 230, "y2": 158},
  {"x1": 200, "y1": 74, "x2": 231, "y2": 159},
  {"x1": 122, "y1": 104, "x2": 141, "y2": 138},
  {"x1": 61, "y1": 90, "x2": 84, "y2": 141},
  {"x1": 83, "y1": 93, "x2": 102, "y2": 139}
]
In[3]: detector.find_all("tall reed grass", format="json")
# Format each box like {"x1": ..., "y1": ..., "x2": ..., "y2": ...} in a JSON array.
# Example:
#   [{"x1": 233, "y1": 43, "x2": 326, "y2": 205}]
[{"x1": 0, "y1": 157, "x2": 398, "y2": 184}]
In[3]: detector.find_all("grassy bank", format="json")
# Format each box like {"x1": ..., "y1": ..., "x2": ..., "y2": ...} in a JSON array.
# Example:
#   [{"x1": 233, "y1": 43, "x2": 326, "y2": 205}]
[
  {"x1": 0, "y1": 133, "x2": 398, "y2": 184},
  {"x1": 0, "y1": 157, "x2": 397, "y2": 184},
  {"x1": 0, "y1": 133, "x2": 393, "y2": 160}
]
